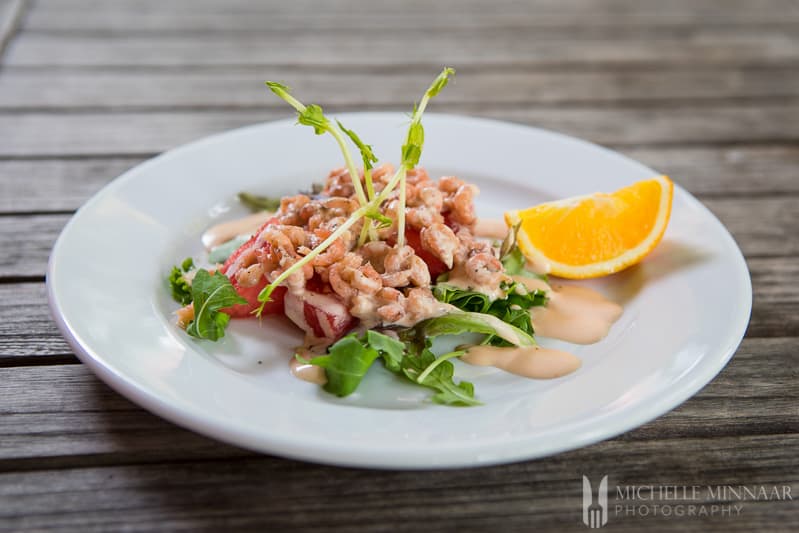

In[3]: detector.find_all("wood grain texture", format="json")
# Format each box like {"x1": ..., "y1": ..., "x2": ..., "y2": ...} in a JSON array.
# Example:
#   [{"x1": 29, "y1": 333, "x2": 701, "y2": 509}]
[
  {"x1": 2, "y1": 67, "x2": 799, "y2": 110},
  {"x1": 0, "y1": 0, "x2": 25, "y2": 60},
  {"x1": 0, "y1": 213, "x2": 66, "y2": 278},
  {"x1": 0, "y1": 437, "x2": 795, "y2": 532},
  {"x1": 621, "y1": 145, "x2": 799, "y2": 196},
  {"x1": 1, "y1": 0, "x2": 797, "y2": 530},
  {"x1": 0, "y1": 157, "x2": 143, "y2": 212},
  {"x1": 0, "y1": 282, "x2": 73, "y2": 359},
  {"x1": 6, "y1": 30, "x2": 799, "y2": 68},
  {"x1": 22, "y1": 0, "x2": 799, "y2": 32},
  {"x1": 3, "y1": 103, "x2": 799, "y2": 158}
]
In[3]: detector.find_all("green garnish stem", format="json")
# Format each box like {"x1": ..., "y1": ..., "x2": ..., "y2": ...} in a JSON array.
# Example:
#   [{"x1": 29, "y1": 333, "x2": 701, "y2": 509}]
[
  {"x1": 397, "y1": 170, "x2": 407, "y2": 247},
  {"x1": 328, "y1": 126, "x2": 370, "y2": 208},
  {"x1": 265, "y1": 82, "x2": 369, "y2": 209},
  {"x1": 357, "y1": 217, "x2": 372, "y2": 247},
  {"x1": 257, "y1": 203, "x2": 369, "y2": 309},
  {"x1": 363, "y1": 167, "x2": 375, "y2": 200},
  {"x1": 258, "y1": 68, "x2": 456, "y2": 308}
]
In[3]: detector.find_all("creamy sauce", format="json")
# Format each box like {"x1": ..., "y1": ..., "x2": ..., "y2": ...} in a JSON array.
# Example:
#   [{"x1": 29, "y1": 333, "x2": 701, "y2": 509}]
[
  {"x1": 201, "y1": 211, "x2": 273, "y2": 250},
  {"x1": 473, "y1": 218, "x2": 509, "y2": 240},
  {"x1": 513, "y1": 275, "x2": 623, "y2": 344},
  {"x1": 462, "y1": 344, "x2": 581, "y2": 379},
  {"x1": 289, "y1": 356, "x2": 327, "y2": 385},
  {"x1": 393, "y1": 300, "x2": 453, "y2": 328}
]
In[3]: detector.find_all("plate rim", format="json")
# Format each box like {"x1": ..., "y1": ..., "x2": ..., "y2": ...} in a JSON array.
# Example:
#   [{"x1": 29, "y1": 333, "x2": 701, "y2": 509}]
[{"x1": 46, "y1": 112, "x2": 753, "y2": 469}]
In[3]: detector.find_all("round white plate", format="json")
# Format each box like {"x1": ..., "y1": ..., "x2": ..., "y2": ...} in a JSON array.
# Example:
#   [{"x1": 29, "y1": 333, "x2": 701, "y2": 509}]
[{"x1": 48, "y1": 113, "x2": 751, "y2": 469}]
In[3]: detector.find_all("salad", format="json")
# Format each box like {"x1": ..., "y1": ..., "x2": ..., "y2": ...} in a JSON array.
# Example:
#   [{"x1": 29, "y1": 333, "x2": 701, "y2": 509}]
[{"x1": 167, "y1": 68, "x2": 622, "y2": 406}]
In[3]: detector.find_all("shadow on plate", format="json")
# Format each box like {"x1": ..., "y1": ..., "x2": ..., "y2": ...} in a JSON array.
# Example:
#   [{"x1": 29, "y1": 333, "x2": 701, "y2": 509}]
[{"x1": 594, "y1": 239, "x2": 714, "y2": 306}]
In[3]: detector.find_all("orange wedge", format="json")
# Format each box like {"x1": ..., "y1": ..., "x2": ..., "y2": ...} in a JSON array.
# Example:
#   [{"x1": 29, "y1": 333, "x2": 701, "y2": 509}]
[{"x1": 504, "y1": 176, "x2": 673, "y2": 279}]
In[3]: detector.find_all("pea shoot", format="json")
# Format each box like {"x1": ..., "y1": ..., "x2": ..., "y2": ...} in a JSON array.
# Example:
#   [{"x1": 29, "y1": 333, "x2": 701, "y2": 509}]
[{"x1": 256, "y1": 68, "x2": 455, "y2": 316}]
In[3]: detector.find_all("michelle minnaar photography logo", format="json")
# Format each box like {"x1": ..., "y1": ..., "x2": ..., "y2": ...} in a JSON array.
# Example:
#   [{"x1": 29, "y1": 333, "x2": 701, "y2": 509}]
[
  {"x1": 581, "y1": 475, "x2": 793, "y2": 528},
  {"x1": 583, "y1": 475, "x2": 609, "y2": 528}
]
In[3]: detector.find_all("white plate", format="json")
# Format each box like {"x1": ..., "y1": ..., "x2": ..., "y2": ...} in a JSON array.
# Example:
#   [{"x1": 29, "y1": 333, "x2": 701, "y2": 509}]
[{"x1": 48, "y1": 113, "x2": 751, "y2": 469}]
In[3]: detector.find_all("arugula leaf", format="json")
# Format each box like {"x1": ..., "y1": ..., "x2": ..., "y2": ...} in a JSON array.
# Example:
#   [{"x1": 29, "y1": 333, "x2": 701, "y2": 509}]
[
  {"x1": 408, "y1": 310, "x2": 536, "y2": 347},
  {"x1": 238, "y1": 192, "x2": 281, "y2": 212},
  {"x1": 365, "y1": 330, "x2": 405, "y2": 372},
  {"x1": 168, "y1": 257, "x2": 194, "y2": 305},
  {"x1": 307, "y1": 330, "x2": 405, "y2": 396},
  {"x1": 185, "y1": 269, "x2": 247, "y2": 341},
  {"x1": 307, "y1": 330, "x2": 478, "y2": 405},
  {"x1": 306, "y1": 334, "x2": 381, "y2": 396},
  {"x1": 401, "y1": 342, "x2": 479, "y2": 406},
  {"x1": 432, "y1": 283, "x2": 546, "y2": 345}
]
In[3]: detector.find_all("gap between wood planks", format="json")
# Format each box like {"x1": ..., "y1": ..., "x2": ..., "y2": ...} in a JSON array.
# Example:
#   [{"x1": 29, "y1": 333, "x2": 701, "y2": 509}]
[
  {"x1": 3, "y1": 95, "x2": 799, "y2": 114},
  {"x1": 0, "y1": 430, "x2": 795, "y2": 476},
  {"x1": 0, "y1": 354, "x2": 79, "y2": 368},
  {"x1": 14, "y1": 21, "x2": 799, "y2": 39},
  {"x1": 8, "y1": 141, "x2": 799, "y2": 158},
  {"x1": 5, "y1": 61, "x2": 799, "y2": 74},
  {"x1": 0, "y1": 0, "x2": 27, "y2": 62},
  {"x1": 2, "y1": 140, "x2": 799, "y2": 161}
]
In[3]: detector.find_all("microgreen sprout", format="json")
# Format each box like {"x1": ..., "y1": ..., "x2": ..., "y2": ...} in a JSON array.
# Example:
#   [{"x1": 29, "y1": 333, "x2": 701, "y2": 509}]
[
  {"x1": 395, "y1": 67, "x2": 455, "y2": 246},
  {"x1": 265, "y1": 82, "x2": 370, "y2": 209},
  {"x1": 337, "y1": 119, "x2": 381, "y2": 246},
  {"x1": 256, "y1": 68, "x2": 455, "y2": 315},
  {"x1": 337, "y1": 120, "x2": 378, "y2": 200}
]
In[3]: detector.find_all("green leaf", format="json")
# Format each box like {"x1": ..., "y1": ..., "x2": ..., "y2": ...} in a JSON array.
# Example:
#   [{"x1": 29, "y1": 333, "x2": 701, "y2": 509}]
[
  {"x1": 265, "y1": 81, "x2": 291, "y2": 94},
  {"x1": 399, "y1": 68, "x2": 454, "y2": 171},
  {"x1": 365, "y1": 210, "x2": 393, "y2": 228},
  {"x1": 337, "y1": 120, "x2": 378, "y2": 171},
  {"x1": 309, "y1": 331, "x2": 406, "y2": 396},
  {"x1": 168, "y1": 258, "x2": 194, "y2": 305},
  {"x1": 298, "y1": 104, "x2": 329, "y2": 135},
  {"x1": 401, "y1": 343, "x2": 479, "y2": 406},
  {"x1": 412, "y1": 310, "x2": 536, "y2": 347},
  {"x1": 185, "y1": 270, "x2": 247, "y2": 341},
  {"x1": 401, "y1": 122, "x2": 425, "y2": 169},
  {"x1": 501, "y1": 246, "x2": 527, "y2": 276},
  {"x1": 308, "y1": 334, "x2": 381, "y2": 397},
  {"x1": 238, "y1": 192, "x2": 281, "y2": 212},
  {"x1": 432, "y1": 283, "x2": 546, "y2": 346},
  {"x1": 307, "y1": 330, "x2": 479, "y2": 405},
  {"x1": 366, "y1": 330, "x2": 405, "y2": 372},
  {"x1": 426, "y1": 67, "x2": 456, "y2": 98}
]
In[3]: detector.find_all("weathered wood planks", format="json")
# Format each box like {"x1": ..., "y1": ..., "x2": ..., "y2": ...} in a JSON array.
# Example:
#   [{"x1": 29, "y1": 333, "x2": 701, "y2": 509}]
[{"x1": 0, "y1": 0, "x2": 797, "y2": 530}]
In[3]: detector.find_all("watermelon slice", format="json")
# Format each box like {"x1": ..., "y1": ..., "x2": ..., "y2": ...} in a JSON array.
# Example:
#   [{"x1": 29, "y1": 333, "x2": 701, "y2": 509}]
[
  {"x1": 284, "y1": 291, "x2": 355, "y2": 340},
  {"x1": 220, "y1": 216, "x2": 285, "y2": 317}
]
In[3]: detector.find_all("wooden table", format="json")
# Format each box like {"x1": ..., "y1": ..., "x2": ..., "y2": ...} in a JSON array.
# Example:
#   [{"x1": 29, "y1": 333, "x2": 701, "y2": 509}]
[{"x1": 1, "y1": 1, "x2": 797, "y2": 530}]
